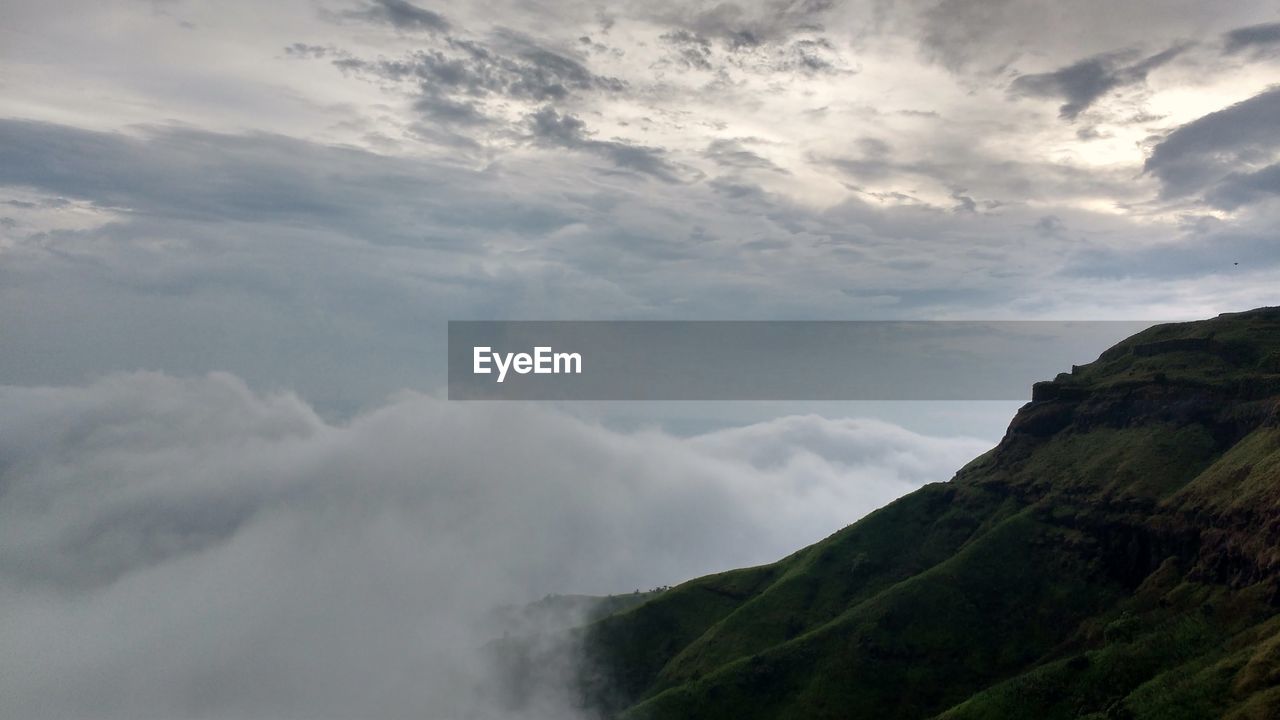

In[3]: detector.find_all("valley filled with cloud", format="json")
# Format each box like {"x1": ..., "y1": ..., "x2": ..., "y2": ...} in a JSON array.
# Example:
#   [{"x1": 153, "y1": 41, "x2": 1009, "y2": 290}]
[
  {"x1": 0, "y1": 372, "x2": 986, "y2": 718},
  {"x1": 2, "y1": 0, "x2": 1279, "y2": 716}
]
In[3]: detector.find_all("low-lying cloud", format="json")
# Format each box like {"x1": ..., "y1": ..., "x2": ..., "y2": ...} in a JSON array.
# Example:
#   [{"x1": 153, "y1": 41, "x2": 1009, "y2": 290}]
[{"x1": 0, "y1": 372, "x2": 989, "y2": 719}]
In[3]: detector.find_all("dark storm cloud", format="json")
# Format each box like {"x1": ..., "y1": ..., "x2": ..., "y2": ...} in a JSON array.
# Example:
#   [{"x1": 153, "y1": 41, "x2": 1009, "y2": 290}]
[
  {"x1": 527, "y1": 107, "x2": 693, "y2": 183},
  {"x1": 343, "y1": 0, "x2": 450, "y2": 33},
  {"x1": 1010, "y1": 45, "x2": 1187, "y2": 119},
  {"x1": 1223, "y1": 22, "x2": 1280, "y2": 54},
  {"x1": 1144, "y1": 86, "x2": 1280, "y2": 201}
]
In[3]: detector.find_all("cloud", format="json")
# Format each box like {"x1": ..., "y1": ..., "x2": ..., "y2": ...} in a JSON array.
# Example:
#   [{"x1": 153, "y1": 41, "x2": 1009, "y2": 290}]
[
  {"x1": 826, "y1": 146, "x2": 1136, "y2": 206},
  {"x1": 0, "y1": 118, "x2": 578, "y2": 243},
  {"x1": 283, "y1": 42, "x2": 330, "y2": 59},
  {"x1": 660, "y1": 29, "x2": 714, "y2": 70},
  {"x1": 672, "y1": 0, "x2": 835, "y2": 49},
  {"x1": 1010, "y1": 44, "x2": 1186, "y2": 119},
  {"x1": 911, "y1": 0, "x2": 1250, "y2": 72},
  {"x1": 703, "y1": 138, "x2": 789, "y2": 173},
  {"x1": 1206, "y1": 162, "x2": 1280, "y2": 209},
  {"x1": 526, "y1": 106, "x2": 695, "y2": 183},
  {"x1": 916, "y1": 0, "x2": 1018, "y2": 70},
  {"x1": 339, "y1": 41, "x2": 624, "y2": 104},
  {"x1": 1143, "y1": 85, "x2": 1280, "y2": 202},
  {"x1": 0, "y1": 109, "x2": 1236, "y2": 417},
  {"x1": 1035, "y1": 214, "x2": 1066, "y2": 237},
  {"x1": 1223, "y1": 21, "x2": 1280, "y2": 55},
  {"x1": 325, "y1": 27, "x2": 627, "y2": 136},
  {"x1": 785, "y1": 36, "x2": 845, "y2": 73},
  {"x1": 342, "y1": 0, "x2": 450, "y2": 33},
  {"x1": 5, "y1": 18, "x2": 1280, "y2": 720},
  {"x1": 0, "y1": 372, "x2": 988, "y2": 719},
  {"x1": 0, "y1": 117, "x2": 1075, "y2": 410},
  {"x1": 950, "y1": 189, "x2": 978, "y2": 213},
  {"x1": 645, "y1": 0, "x2": 847, "y2": 75},
  {"x1": 1062, "y1": 218, "x2": 1280, "y2": 279}
]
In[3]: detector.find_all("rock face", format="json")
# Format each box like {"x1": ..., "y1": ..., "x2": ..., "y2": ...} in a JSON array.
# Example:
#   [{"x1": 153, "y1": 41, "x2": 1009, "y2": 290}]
[{"x1": 559, "y1": 308, "x2": 1280, "y2": 720}]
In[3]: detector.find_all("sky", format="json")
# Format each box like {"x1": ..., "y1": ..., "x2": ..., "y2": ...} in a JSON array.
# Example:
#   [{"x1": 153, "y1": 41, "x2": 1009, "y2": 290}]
[
  {"x1": 1, "y1": 1, "x2": 1279, "y2": 718},
  {"x1": 1, "y1": 0, "x2": 1279, "y2": 408}
]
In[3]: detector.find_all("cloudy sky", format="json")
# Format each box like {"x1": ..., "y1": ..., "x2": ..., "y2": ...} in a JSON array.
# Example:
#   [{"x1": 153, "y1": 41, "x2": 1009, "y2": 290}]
[
  {"x1": 1, "y1": 1, "x2": 1279, "y2": 717},
  {"x1": 2, "y1": 0, "x2": 1279, "y2": 407}
]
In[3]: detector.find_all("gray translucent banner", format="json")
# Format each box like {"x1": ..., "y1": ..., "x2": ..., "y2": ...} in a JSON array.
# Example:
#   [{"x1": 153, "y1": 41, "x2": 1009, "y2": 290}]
[{"x1": 447, "y1": 321, "x2": 1157, "y2": 401}]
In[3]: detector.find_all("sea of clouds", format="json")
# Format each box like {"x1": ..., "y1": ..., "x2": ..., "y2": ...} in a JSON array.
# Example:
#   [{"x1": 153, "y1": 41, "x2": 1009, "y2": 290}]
[{"x1": 0, "y1": 371, "x2": 989, "y2": 719}]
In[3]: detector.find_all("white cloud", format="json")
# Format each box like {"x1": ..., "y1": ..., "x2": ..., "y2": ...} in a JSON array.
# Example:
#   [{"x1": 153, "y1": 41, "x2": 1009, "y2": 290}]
[{"x1": 0, "y1": 371, "x2": 989, "y2": 719}]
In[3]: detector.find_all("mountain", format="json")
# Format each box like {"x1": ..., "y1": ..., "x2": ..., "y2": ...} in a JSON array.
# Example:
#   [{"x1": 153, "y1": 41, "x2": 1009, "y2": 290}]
[{"x1": 564, "y1": 308, "x2": 1280, "y2": 719}]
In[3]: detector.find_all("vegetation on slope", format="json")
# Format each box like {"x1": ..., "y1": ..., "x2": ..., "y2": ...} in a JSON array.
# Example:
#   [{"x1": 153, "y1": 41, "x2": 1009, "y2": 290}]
[{"x1": 518, "y1": 308, "x2": 1280, "y2": 718}]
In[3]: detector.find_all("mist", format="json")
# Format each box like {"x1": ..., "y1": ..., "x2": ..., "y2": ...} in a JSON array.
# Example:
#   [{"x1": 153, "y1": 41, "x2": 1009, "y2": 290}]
[{"x1": 0, "y1": 371, "x2": 989, "y2": 719}]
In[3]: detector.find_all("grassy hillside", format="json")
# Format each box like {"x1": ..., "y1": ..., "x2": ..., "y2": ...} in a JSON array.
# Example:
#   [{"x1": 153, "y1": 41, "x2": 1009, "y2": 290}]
[{"x1": 564, "y1": 308, "x2": 1280, "y2": 719}]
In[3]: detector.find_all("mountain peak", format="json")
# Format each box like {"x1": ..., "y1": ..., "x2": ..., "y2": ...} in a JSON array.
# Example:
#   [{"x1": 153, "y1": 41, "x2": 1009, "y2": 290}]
[{"x1": 531, "y1": 309, "x2": 1280, "y2": 720}]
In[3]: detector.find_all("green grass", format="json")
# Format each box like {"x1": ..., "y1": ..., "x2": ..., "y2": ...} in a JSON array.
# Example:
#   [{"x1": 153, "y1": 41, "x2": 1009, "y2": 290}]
[{"x1": 547, "y1": 308, "x2": 1280, "y2": 719}]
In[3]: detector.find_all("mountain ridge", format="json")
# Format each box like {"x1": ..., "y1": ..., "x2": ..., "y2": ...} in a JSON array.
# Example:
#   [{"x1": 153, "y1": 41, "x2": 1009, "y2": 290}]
[{"x1": 508, "y1": 308, "x2": 1280, "y2": 719}]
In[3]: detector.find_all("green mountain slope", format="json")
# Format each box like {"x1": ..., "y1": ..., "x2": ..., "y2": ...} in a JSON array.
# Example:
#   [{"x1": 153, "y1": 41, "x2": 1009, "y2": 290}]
[{"x1": 574, "y1": 308, "x2": 1280, "y2": 719}]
